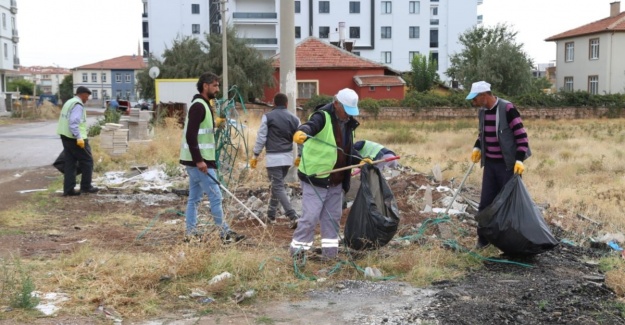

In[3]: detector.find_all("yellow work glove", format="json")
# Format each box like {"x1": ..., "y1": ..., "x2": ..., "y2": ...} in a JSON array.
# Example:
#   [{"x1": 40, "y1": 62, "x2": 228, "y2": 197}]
[
  {"x1": 293, "y1": 131, "x2": 307, "y2": 145},
  {"x1": 359, "y1": 158, "x2": 373, "y2": 165},
  {"x1": 471, "y1": 148, "x2": 481, "y2": 163},
  {"x1": 77, "y1": 138, "x2": 85, "y2": 149},
  {"x1": 215, "y1": 117, "x2": 226, "y2": 129},
  {"x1": 294, "y1": 157, "x2": 301, "y2": 167},
  {"x1": 514, "y1": 161, "x2": 525, "y2": 175},
  {"x1": 250, "y1": 157, "x2": 258, "y2": 169}
]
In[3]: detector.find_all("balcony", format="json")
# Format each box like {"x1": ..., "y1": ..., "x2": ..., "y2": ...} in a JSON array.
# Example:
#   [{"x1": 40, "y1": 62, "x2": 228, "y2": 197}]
[
  {"x1": 10, "y1": 0, "x2": 17, "y2": 14},
  {"x1": 13, "y1": 57, "x2": 20, "y2": 68},
  {"x1": 12, "y1": 29, "x2": 18, "y2": 43},
  {"x1": 430, "y1": 19, "x2": 439, "y2": 25},
  {"x1": 232, "y1": 12, "x2": 278, "y2": 24},
  {"x1": 244, "y1": 38, "x2": 278, "y2": 45}
]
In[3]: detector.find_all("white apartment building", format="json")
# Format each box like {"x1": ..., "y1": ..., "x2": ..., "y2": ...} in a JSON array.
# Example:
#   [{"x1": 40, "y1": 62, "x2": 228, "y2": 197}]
[
  {"x1": 0, "y1": 0, "x2": 19, "y2": 112},
  {"x1": 142, "y1": 0, "x2": 480, "y2": 81}
]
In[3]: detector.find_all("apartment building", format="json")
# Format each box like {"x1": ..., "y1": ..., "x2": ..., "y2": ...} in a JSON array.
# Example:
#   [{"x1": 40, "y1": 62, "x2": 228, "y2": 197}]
[
  {"x1": 0, "y1": 0, "x2": 19, "y2": 113},
  {"x1": 14, "y1": 66, "x2": 71, "y2": 95},
  {"x1": 142, "y1": 0, "x2": 480, "y2": 80}
]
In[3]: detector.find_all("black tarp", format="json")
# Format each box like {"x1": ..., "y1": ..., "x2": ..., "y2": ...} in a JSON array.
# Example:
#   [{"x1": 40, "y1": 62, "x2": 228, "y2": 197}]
[
  {"x1": 476, "y1": 175, "x2": 558, "y2": 255},
  {"x1": 344, "y1": 164, "x2": 400, "y2": 250},
  {"x1": 52, "y1": 151, "x2": 82, "y2": 175}
]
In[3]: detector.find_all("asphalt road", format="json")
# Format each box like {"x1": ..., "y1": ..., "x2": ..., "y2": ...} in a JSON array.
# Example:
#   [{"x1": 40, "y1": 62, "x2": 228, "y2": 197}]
[{"x1": 0, "y1": 108, "x2": 101, "y2": 171}]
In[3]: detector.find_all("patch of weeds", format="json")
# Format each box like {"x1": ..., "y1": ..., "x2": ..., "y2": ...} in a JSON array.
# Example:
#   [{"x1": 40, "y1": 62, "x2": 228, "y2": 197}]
[
  {"x1": 546, "y1": 179, "x2": 555, "y2": 189},
  {"x1": 0, "y1": 229, "x2": 25, "y2": 236},
  {"x1": 589, "y1": 155, "x2": 605, "y2": 172},
  {"x1": 0, "y1": 258, "x2": 39, "y2": 310},
  {"x1": 255, "y1": 316, "x2": 275, "y2": 324},
  {"x1": 198, "y1": 308, "x2": 214, "y2": 316},
  {"x1": 164, "y1": 161, "x2": 183, "y2": 177},
  {"x1": 383, "y1": 128, "x2": 417, "y2": 144},
  {"x1": 538, "y1": 299, "x2": 548, "y2": 310},
  {"x1": 598, "y1": 257, "x2": 621, "y2": 273}
]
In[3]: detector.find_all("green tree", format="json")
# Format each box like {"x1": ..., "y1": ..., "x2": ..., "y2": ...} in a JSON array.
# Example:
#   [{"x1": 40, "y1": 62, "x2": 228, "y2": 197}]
[
  {"x1": 410, "y1": 53, "x2": 439, "y2": 92},
  {"x1": 447, "y1": 24, "x2": 534, "y2": 96},
  {"x1": 59, "y1": 75, "x2": 74, "y2": 101},
  {"x1": 7, "y1": 79, "x2": 35, "y2": 95},
  {"x1": 136, "y1": 27, "x2": 275, "y2": 101}
]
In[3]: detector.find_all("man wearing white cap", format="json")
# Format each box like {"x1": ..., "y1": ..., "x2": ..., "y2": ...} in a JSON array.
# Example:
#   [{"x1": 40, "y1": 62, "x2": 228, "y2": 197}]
[
  {"x1": 466, "y1": 81, "x2": 531, "y2": 249},
  {"x1": 289, "y1": 88, "x2": 371, "y2": 260}
]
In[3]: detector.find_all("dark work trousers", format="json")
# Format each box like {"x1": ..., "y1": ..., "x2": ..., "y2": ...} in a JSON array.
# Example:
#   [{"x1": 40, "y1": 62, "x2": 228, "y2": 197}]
[
  {"x1": 477, "y1": 158, "x2": 513, "y2": 244},
  {"x1": 60, "y1": 135, "x2": 93, "y2": 194},
  {"x1": 266, "y1": 166, "x2": 296, "y2": 219}
]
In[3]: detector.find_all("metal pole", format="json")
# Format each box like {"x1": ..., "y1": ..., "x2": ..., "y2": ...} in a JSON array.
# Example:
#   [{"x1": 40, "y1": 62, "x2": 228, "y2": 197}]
[
  {"x1": 205, "y1": 171, "x2": 266, "y2": 228},
  {"x1": 221, "y1": 0, "x2": 228, "y2": 101},
  {"x1": 443, "y1": 163, "x2": 475, "y2": 215},
  {"x1": 280, "y1": 0, "x2": 297, "y2": 182}
]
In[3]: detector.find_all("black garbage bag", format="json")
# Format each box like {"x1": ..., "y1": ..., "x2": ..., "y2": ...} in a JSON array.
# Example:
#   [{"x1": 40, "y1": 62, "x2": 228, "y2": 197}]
[
  {"x1": 344, "y1": 163, "x2": 400, "y2": 250},
  {"x1": 476, "y1": 175, "x2": 558, "y2": 255},
  {"x1": 52, "y1": 151, "x2": 82, "y2": 175}
]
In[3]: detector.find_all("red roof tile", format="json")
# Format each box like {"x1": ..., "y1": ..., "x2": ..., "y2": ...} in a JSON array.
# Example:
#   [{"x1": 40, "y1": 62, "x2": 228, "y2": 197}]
[
  {"x1": 75, "y1": 55, "x2": 146, "y2": 70},
  {"x1": 354, "y1": 75, "x2": 405, "y2": 87},
  {"x1": 545, "y1": 11, "x2": 625, "y2": 41},
  {"x1": 272, "y1": 37, "x2": 389, "y2": 70}
]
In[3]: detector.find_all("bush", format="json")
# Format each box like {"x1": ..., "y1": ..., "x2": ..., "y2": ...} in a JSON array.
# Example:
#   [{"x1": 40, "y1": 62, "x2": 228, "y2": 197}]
[
  {"x1": 87, "y1": 109, "x2": 122, "y2": 137},
  {"x1": 377, "y1": 98, "x2": 401, "y2": 107},
  {"x1": 302, "y1": 94, "x2": 332, "y2": 114},
  {"x1": 358, "y1": 97, "x2": 381, "y2": 118}
]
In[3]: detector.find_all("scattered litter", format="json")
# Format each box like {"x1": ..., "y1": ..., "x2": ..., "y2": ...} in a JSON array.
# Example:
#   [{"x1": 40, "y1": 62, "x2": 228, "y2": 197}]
[
  {"x1": 432, "y1": 164, "x2": 442, "y2": 183},
  {"x1": 423, "y1": 185, "x2": 433, "y2": 212},
  {"x1": 13, "y1": 173, "x2": 21, "y2": 178},
  {"x1": 32, "y1": 292, "x2": 70, "y2": 316},
  {"x1": 432, "y1": 208, "x2": 464, "y2": 215},
  {"x1": 95, "y1": 305, "x2": 123, "y2": 323},
  {"x1": 607, "y1": 241, "x2": 623, "y2": 251},
  {"x1": 364, "y1": 266, "x2": 383, "y2": 278},
  {"x1": 164, "y1": 219, "x2": 181, "y2": 225},
  {"x1": 197, "y1": 297, "x2": 214, "y2": 304},
  {"x1": 190, "y1": 289, "x2": 207, "y2": 297},
  {"x1": 17, "y1": 189, "x2": 47, "y2": 194},
  {"x1": 597, "y1": 233, "x2": 625, "y2": 245},
  {"x1": 233, "y1": 289, "x2": 255, "y2": 304},
  {"x1": 96, "y1": 167, "x2": 174, "y2": 191},
  {"x1": 208, "y1": 272, "x2": 232, "y2": 285},
  {"x1": 435, "y1": 186, "x2": 451, "y2": 193},
  {"x1": 59, "y1": 239, "x2": 88, "y2": 246},
  {"x1": 560, "y1": 239, "x2": 576, "y2": 246}
]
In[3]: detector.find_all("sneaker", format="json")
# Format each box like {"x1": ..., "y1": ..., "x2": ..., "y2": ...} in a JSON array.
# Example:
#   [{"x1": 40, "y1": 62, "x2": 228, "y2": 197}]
[
  {"x1": 221, "y1": 231, "x2": 246, "y2": 244},
  {"x1": 63, "y1": 190, "x2": 81, "y2": 197},
  {"x1": 288, "y1": 214, "x2": 299, "y2": 230},
  {"x1": 81, "y1": 186, "x2": 100, "y2": 194}
]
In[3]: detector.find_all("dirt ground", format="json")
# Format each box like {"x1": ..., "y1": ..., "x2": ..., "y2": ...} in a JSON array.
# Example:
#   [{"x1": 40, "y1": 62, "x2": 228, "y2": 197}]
[{"x1": 1, "y1": 166, "x2": 624, "y2": 324}]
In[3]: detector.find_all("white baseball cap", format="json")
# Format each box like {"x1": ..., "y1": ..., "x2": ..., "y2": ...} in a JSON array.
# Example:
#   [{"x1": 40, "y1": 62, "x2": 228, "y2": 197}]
[
  {"x1": 336, "y1": 88, "x2": 359, "y2": 116},
  {"x1": 466, "y1": 81, "x2": 491, "y2": 100}
]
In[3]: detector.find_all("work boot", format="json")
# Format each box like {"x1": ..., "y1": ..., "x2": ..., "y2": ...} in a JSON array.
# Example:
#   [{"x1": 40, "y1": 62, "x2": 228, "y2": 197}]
[
  {"x1": 288, "y1": 213, "x2": 299, "y2": 229},
  {"x1": 63, "y1": 190, "x2": 81, "y2": 197},
  {"x1": 265, "y1": 213, "x2": 276, "y2": 224},
  {"x1": 81, "y1": 186, "x2": 100, "y2": 194},
  {"x1": 221, "y1": 231, "x2": 246, "y2": 244}
]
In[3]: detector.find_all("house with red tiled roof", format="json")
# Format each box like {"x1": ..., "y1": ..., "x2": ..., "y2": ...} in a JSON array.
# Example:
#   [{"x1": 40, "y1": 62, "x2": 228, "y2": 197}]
[
  {"x1": 73, "y1": 55, "x2": 146, "y2": 106},
  {"x1": 545, "y1": 1, "x2": 625, "y2": 94},
  {"x1": 263, "y1": 37, "x2": 405, "y2": 104}
]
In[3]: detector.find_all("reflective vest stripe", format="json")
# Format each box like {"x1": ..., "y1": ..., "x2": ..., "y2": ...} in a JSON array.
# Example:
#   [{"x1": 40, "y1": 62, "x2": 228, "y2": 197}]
[{"x1": 183, "y1": 143, "x2": 215, "y2": 149}]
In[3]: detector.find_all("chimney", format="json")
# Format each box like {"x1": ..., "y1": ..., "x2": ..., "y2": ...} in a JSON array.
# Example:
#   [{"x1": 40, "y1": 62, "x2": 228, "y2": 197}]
[
  {"x1": 610, "y1": 1, "x2": 621, "y2": 17},
  {"x1": 338, "y1": 22, "x2": 346, "y2": 49}
]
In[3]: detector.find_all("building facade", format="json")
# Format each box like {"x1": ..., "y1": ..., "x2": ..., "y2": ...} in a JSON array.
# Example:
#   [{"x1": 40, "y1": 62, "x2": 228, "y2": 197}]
[
  {"x1": 546, "y1": 2, "x2": 625, "y2": 94},
  {"x1": 73, "y1": 55, "x2": 146, "y2": 107},
  {"x1": 0, "y1": 0, "x2": 19, "y2": 112},
  {"x1": 142, "y1": 0, "x2": 480, "y2": 81},
  {"x1": 14, "y1": 66, "x2": 71, "y2": 96}
]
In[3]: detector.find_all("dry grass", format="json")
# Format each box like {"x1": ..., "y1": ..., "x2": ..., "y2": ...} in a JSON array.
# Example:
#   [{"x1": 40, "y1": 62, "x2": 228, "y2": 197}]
[{"x1": 3, "y1": 114, "x2": 625, "y2": 321}]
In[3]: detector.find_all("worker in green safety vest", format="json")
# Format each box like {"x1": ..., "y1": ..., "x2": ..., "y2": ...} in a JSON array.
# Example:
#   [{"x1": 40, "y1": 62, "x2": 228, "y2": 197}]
[{"x1": 354, "y1": 140, "x2": 399, "y2": 170}]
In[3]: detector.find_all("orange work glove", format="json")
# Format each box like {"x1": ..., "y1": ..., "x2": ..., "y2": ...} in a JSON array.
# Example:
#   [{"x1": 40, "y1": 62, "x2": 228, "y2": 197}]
[
  {"x1": 215, "y1": 117, "x2": 226, "y2": 129},
  {"x1": 359, "y1": 158, "x2": 373, "y2": 165},
  {"x1": 250, "y1": 157, "x2": 258, "y2": 169},
  {"x1": 514, "y1": 161, "x2": 525, "y2": 175},
  {"x1": 77, "y1": 138, "x2": 85, "y2": 149},
  {"x1": 293, "y1": 131, "x2": 307, "y2": 145},
  {"x1": 294, "y1": 157, "x2": 301, "y2": 167},
  {"x1": 471, "y1": 148, "x2": 481, "y2": 163}
]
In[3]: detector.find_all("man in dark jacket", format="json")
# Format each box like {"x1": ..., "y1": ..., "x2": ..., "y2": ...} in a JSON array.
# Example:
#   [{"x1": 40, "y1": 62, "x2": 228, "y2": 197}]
[
  {"x1": 250, "y1": 93, "x2": 301, "y2": 228},
  {"x1": 467, "y1": 81, "x2": 530, "y2": 249},
  {"x1": 179, "y1": 72, "x2": 245, "y2": 244},
  {"x1": 289, "y1": 88, "x2": 369, "y2": 260}
]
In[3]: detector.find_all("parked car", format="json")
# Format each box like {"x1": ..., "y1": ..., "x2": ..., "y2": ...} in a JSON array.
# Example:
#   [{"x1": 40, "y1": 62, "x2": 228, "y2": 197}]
[{"x1": 105, "y1": 99, "x2": 131, "y2": 115}]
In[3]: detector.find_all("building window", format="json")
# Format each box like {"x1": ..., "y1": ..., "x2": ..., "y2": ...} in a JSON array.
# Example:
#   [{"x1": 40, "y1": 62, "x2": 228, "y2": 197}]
[
  {"x1": 409, "y1": 1, "x2": 420, "y2": 14},
  {"x1": 92, "y1": 89, "x2": 98, "y2": 100},
  {"x1": 353, "y1": 51, "x2": 361, "y2": 56},
  {"x1": 116, "y1": 90, "x2": 122, "y2": 98},
  {"x1": 349, "y1": 1, "x2": 360, "y2": 13},
  {"x1": 2, "y1": 43, "x2": 6, "y2": 59},
  {"x1": 381, "y1": 26, "x2": 392, "y2": 39},
  {"x1": 191, "y1": 4, "x2": 200, "y2": 14},
  {"x1": 319, "y1": 26, "x2": 330, "y2": 38},
  {"x1": 297, "y1": 81, "x2": 318, "y2": 99},
  {"x1": 91, "y1": 73, "x2": 97, "y2": 82},
  {"x1": 369, "y1": 86, "x2": 376, "y2": 91},
  {"x1": 430, "y1": 28, "x2": 438, "y2": 48},
  {"x1": 409, "y1": 26, "x2": 420, "y2": 39},
  {"x1": 103, "y1": 90, "x2": 108, "y2": 99},
  {"x1": 564, "y1": 77, "x2": 573, "y2": 91},
  {"x1": 409, "y1": 51, "x2": 420, "y2": 63},
  {"x1": 2, "y1": 14, "x2": 5, "y2": 29},
  {"x1": 565, "y1": 42, "x2": 574, "y2": 62},
  {"x1": 588, "y1": 75, "x2": 598, "y2": 94},
  {"x1": 126, "y1": 91, "x2": 131, "y2": 99},
  {"x1": 295, "y1": 26, "x2": 301, "y2": 38},
  {"x1": 430, "y1": 19, "x2": 439, "y2": 25},
  {"x1": 295, "y1": 1, "x2": 301, "y2": 13},
  {"x1": 589, "y1": 38, "x2": 599, "y2": 60},
  {"x1": 430, "y1": 51, "x2": 439, "y2": 70},
  {"x1": 101, "y1": 73, "x2": 106, "y2": 83},
  {"x1": 126, "y1": 74, "x2": 131, "y2": 83},
  {"x1": 319, "y1": 1, "x2": 330, "y2": 13},
  {"x1": 382, "y1": 51, "x2": 392, "y2": 63},
  {"x1": 350, "y1": 26, "x2": 360, "y2": 38},
  {"x1": 82, "y1": 73, "x2": 88, "y2": 82},
  {"x1": 192, "y1": 24, "x2": 200, "y2": 34},
  {"x1": 381, "y1": 1, "x2": 392, "y2": 14},
  {"x1": 431, "y1": 6, "x2": 438, "y2": 16},
  {"x1": 116, "y1": 73, "x2": 122, "y2": 83}
]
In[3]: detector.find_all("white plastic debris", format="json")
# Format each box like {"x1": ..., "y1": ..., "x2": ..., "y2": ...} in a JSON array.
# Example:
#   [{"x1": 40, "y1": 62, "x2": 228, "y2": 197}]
[
  {"x1": 208, "y1": 271, "x2": 232, "y2": 285},
  {"x1": 32, "y1": 291, "x2": 70, "y2": 316}
]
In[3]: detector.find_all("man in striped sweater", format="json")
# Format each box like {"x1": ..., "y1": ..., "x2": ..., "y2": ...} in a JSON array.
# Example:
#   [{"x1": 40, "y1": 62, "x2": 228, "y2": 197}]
[{"x1": 467, "y1": 81, "x2": 531, "y2": 249}]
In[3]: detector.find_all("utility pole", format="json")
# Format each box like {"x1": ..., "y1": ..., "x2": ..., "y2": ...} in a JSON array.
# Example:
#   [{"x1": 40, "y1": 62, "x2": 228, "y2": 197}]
[
  {"x1": 280, "y1": 0, "x2": 297, "y2": 182},
  {"x1": 220, "y1": 0, "x2": 228, "y2": 101}
]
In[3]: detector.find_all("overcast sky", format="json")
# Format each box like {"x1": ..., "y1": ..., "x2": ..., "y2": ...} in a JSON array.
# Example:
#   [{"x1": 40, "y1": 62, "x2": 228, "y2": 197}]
[{"x1": 17, "y1": 0, "x2": 619, "y2": 69}]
